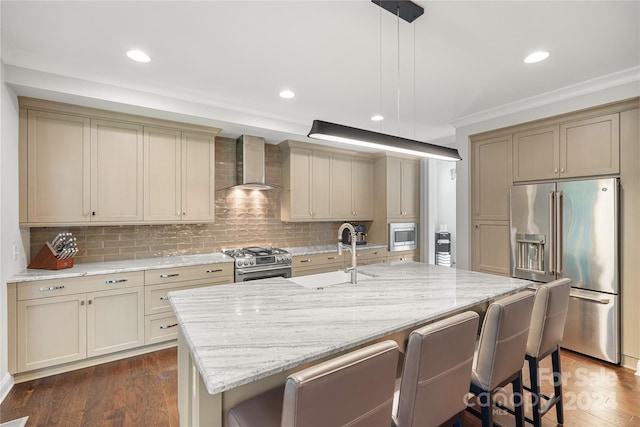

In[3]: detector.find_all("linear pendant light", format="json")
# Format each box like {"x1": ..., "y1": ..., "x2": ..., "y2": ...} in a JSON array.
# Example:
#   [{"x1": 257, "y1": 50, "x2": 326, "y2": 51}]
[
  {"x1": 308, "y1": 1, "x2": 462, "y2": 162},
  {"x1": 308, "y1": 120, "x2": 461, "y2": 161}
]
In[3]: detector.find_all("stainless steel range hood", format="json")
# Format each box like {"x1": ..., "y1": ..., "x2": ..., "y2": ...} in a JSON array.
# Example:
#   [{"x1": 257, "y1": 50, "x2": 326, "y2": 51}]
[{"x1": 234, "y1": 135, "x2": 275, "y2": 190}]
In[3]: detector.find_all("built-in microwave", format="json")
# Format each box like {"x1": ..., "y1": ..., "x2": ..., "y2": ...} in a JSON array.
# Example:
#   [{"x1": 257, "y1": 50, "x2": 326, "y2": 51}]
[{"x1": 389, "y1": 222, "x2": 418, "y2": 252}]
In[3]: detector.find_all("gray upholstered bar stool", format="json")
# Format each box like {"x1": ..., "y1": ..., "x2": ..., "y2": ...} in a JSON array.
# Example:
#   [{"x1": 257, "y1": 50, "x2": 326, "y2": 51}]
[
  {"x1": 228, "y1": 340, "x2": 399, "y2": 427},
  {"x1": 466, "y1": 291, "x2": 535, "y2": 427},
  {"x1": 392, "y1": 311, "x2": 479, "y2": 427},
  {"x1": 525, "y1": 278, "x2": 571, "y2": 427}
]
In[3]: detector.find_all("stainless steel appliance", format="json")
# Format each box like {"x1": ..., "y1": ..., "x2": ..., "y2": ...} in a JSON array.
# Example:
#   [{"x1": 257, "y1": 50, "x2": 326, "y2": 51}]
[
  {"x1": 510, "y1": 178, "x2": 619, "y2": 363},
  {"x1": 342, "y1": 224, "x2": 367, "y2": 245},
  {"x1": 223, "y1": 246, "x2": 292, "y2": 282},
  {"x1": 435, "y1": 231, "x2": 452, "y2": 267},
  {"x1": 389, "y1": 222, "x2": 418, "y2": 252}
]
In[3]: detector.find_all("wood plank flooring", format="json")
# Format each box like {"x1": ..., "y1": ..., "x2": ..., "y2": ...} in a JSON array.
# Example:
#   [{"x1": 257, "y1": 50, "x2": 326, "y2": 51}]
[{"x1": 1, "y1": 347, "x2": 638, "y2": 426}]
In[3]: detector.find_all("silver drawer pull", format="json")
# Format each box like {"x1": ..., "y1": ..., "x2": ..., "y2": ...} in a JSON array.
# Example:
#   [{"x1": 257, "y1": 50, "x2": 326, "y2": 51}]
[
  {"x1": 105, "y1": 279, "x2": 127, "y2": 284},
  {"x1": 570, "y1": 294, "x2": 610, "y2": 305},
  {"x1": 40, "y1": 285, "x2": 65, "y2": 291},
  {"x1": 160, "y1": 273, "x2": 179, "y2": 278},
  {"x1": 160, "y1": 296, "x2": 169, "y2": 301},
  {"x1": 206, "y1": 269, "x2": 223, "y2": 273},
  {"x1": 160, "y1": 323, "x2": 178, "y2": 329},
  {"x1": 327, "y1": 256, "x2": 337, "y2": 260},
  {"x1": 300, "y1": 259, "x2": 312, "y2": 263}
]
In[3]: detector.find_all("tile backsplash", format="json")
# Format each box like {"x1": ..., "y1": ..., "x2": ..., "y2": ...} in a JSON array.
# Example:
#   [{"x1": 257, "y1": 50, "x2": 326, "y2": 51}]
[{"x1": 29, "y1": 138, "x2": 344, "y2": 263}]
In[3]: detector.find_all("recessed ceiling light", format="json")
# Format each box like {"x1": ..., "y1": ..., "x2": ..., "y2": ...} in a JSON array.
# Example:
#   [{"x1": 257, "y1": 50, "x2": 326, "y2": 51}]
[
  {"x1": 126, "y1": 50, "x2": 151, "y2": 63},
  {"x1": 371, "y1": 115, "x2": 384, "y2": 121},
  {"x1": 524, "y1": 51, "x2": 550, "y2": 64},
  {"x1": 279, "y1": 90, "x2": 295, "y2": 99}
]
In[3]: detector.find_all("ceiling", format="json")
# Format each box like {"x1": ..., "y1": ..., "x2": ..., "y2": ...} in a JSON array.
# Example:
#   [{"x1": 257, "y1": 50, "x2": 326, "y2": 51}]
[{"x1": 2, "y1": 1, "x2": 639, "y2": 149}]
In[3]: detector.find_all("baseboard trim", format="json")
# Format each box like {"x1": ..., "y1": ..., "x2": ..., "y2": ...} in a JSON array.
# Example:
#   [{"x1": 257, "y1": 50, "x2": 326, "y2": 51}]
[{"x1": 0, "y1": 372, "x2": 15, "y2": 404}]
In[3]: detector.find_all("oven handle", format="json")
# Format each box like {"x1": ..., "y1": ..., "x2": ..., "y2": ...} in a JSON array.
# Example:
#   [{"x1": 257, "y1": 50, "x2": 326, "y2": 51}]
[{"x1": 237, "y1": 264, "x2": 292, "y2": 275}]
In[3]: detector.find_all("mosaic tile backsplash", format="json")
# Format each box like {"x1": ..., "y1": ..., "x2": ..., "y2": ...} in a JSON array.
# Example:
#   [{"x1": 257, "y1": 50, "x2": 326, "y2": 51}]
[{"x1": 29, "y1": 138, "x2": 345, "y2": 263}]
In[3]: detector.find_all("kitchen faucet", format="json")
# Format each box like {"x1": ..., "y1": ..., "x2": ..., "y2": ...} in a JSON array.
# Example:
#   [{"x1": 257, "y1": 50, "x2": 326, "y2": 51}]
[{"x1": 337, "y1": 222, "x2": 358, "y2": 284}]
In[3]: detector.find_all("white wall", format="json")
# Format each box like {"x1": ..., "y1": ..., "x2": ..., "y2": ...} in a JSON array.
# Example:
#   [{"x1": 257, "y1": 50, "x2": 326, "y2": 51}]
[
  {"x1": 454, "y1": 73, "x2": 640, "y2": 270},
  {"x1": 425, "y1": 159, "x2": 456, "y2": 265},
  {"x1": 0, "y1": 60, "x2": 26, "y2": 402}
]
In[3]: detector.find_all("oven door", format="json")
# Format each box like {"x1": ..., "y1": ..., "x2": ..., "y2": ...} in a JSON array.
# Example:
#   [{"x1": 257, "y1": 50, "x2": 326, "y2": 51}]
[{"x1": 235, "y1": 265, "x2": 292, "y2": 282}]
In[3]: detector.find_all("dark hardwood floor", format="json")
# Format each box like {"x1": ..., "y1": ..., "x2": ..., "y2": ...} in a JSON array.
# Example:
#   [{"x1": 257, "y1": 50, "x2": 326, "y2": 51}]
[{"x1": 1, "y1": 347, "x2": 638, "y2": 426}]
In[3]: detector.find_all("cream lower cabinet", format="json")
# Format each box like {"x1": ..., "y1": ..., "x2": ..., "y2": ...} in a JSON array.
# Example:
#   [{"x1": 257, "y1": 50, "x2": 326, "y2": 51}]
[
  {"x1": 472, "y1": 221, "x2": 511, "y2": 276},
  {"x1": 144, "y1": 263, "x2": 233, "y2": 344},
  {"x1": 387, "y1": 250, "x2": 418, "y2": 263},
  {"x1": 292, "y1": 253, "x2": 343, "y2": 277},
  {"x1": 350, "y1": 248, "x2": 387, "y2": 266},
  {"x1": 10, "y1": 272, "x2": 145, "y2": 373},
  {"x1": 144, "y1": 128, "x2": 216, "y2": 223}
]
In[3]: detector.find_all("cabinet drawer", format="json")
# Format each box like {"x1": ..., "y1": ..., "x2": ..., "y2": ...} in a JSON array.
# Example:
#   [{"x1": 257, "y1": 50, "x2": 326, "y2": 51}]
[
  {"x1": 387, "y1": 250, "x2": 418, "y2": 263},
  {"x1": 17, "y1": 271, "x2": 144, "y2": 301},
  {"x1": 145, "y1": 277, "x2": 231, "y2": 315},
  {"x1": 145, "y1": 312, "x2": 179, "y2": 345},
  {"x1": 292, "y1": 253, "x2": 342, "y2": 268},
  {"x1": 144, "y1": 263, "x2": 233, "y2": 285}
]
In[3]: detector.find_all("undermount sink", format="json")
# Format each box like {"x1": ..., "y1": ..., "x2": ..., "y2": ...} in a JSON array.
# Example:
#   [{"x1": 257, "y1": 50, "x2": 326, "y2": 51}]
[{"x1": 288, "y1": 270, "x2": 376, "y2": 289}]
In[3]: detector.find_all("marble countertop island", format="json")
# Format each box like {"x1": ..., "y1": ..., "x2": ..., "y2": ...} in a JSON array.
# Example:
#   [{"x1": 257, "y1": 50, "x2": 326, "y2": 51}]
[{"x1": 169, "y1": 262, "x2": 533, "y2": 397}]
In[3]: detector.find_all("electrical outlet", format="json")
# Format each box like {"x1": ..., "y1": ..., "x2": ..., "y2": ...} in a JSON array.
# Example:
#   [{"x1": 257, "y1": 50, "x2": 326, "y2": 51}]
[{"x1": 12, "y1": 244, "x2": 19, "y2": 261}]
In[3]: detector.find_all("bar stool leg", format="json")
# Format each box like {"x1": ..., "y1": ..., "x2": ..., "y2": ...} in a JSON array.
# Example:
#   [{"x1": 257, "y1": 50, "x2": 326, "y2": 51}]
[
  {"x1": 479, "y1": 391, "x2": 493, "y2": 427},
  {"x1": 527, "y1": 355, "x2": 542, "y2": 427},
  {"x1": 513, "y1": 373, "x2": 525, "y2": 427},
  {"x1": 552, "y1": 347, "x2": 564, "y2": 424}
]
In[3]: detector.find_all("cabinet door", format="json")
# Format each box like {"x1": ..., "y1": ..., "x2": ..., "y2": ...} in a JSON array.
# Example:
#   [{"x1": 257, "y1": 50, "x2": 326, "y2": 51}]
[
  {"x1": 86, "y1": 287, "x2": 144, "y2": 357},
  {"x1": 386, "y1": 157, "x2": 403, "y2": 218},
  {"x1": 27, "y1": 110, "x2": 90, "y2": 223},
  {"x1": 472, "y1": 136, "x2": 512, "y2": 221},
  {"x1": 401, "y1": 159, "x2": 419, "y2": 219},
  {"x1": 289, "y1": 148, "x2": 313, "y2": 220},
  {"x1": 144, "y1": 127, "x2": 182, "y2": 221},
  {"x1": 513, "y1": 126, "x2": 560, "y2": 181},
  {"x1": 90, "y1": 119, "x2": 143, "y2": 221},
  {"x1": 561, "y1": 113, "x2": 620, "y2": 178},
  {"x1": 332, "y1": 154, "x2": 354, "y2": 219},
  {"x1": 17, "y1": 294, "x2": 87, "y2": 372},
  {"x1": 182, "y1": 132, "x2": 215, "y2": 222},
  {"x1": 473, "y1": 221, "x2": 511, "y2": 276},
  {"x1": 311, "y1": 151, "x2": 332, "y2": 219},
  {"x1": 353, "y1": 158, "x2": 374, "y2": 219}
]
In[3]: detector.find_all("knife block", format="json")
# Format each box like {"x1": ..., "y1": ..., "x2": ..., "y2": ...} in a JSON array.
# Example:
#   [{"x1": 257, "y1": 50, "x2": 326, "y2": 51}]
[{"x1": 28, "y1": 242, "x2": 74, "y2": 270}]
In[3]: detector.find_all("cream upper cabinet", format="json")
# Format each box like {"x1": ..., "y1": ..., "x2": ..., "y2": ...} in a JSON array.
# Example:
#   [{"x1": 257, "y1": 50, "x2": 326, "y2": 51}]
[
  {"x1": 19, "y1": 99, "x2": 220, "y2": 226},
  {"x1": 26, "y1": 110, "x2": 91, "y2": 223},
  {"x1": 560, "y1": 113, "x2": 620, "y2": 178},
  {"x1": 90, "y1": 119, "x2": 143, "y2": 222},
  {"x1": 332, "y1": 155, "x2": 374, "y2": 220},
  {"x1": 473, "y1": 135, "x2": 512, "y2": 221},
  {"x1": 181, "y1": 132, "x2": 216, "y2": 222},
  {"x1": 513, "y1": 113, "x2": 620, "y2": 182},
  {"x1": 282, "y1": 147, "x2": 332, "y2": 221},
  {"x1": 387, "y1": 157, "x2": 419, "y2": 220},
  {"x1": 144, "y1": 127, "x2": 182, "y2": 222},
  {"x1": 513, "y1": 125, "x2": 560, "y2": 182}
]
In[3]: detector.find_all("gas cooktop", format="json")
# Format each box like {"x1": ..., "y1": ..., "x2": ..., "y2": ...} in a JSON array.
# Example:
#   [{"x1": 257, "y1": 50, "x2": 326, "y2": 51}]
[{"x1": 223, "y1": 246, "x2": 292, "y2": 269}]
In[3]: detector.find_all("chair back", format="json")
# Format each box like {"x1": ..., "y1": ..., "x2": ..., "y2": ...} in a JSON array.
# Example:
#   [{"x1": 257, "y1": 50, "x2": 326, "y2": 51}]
[
  {"x1": 472, "y1": 291, "x2": 535, "y2": 391},
  {"x1": 395, "y1": 311, "x2": 479, "y2": 427},
  {"x1": 281, "y1": 340, "x2": 399, "y2": 427},
  {"x1": 527, "y1": 278, "x2": 572, "y2": 358}
]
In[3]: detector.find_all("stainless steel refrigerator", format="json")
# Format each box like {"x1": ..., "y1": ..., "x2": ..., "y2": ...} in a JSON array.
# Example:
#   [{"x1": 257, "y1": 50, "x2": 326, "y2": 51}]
[{"x1": 510, "y1": 178, "x2": 619, "y2": 364}]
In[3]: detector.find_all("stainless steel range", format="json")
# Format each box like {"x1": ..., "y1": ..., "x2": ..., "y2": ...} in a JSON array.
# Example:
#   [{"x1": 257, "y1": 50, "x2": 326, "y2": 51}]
[{"x1": 223, "y1": 246, "x2": 292, "y2": 282}]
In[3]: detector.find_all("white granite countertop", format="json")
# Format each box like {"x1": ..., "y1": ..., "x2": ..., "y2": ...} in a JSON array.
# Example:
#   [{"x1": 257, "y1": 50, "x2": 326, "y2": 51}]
[
  {"x1": 8, "y1": 253, "x2": 234, "y2": 283},
  {"x1": 284, "y1": 243, "x2": 387, "y2": 256},
  {"x1": 8, "y1": 244, "x2": 391, "y2": 283},
  {"x1": 168, "y1": 262, "x2": 533, "y2": 394}
]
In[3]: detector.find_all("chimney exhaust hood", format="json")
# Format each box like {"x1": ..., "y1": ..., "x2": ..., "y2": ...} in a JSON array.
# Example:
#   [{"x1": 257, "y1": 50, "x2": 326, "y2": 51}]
[{"x1": 234, "y1": 135, "x2": 275, "y2": 190}]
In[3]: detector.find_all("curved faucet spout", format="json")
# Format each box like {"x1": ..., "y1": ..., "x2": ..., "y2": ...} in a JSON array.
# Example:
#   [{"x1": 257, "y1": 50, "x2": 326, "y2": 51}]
[{"x1": 337, "y1": 223, "x2": 358, "y2": 284}]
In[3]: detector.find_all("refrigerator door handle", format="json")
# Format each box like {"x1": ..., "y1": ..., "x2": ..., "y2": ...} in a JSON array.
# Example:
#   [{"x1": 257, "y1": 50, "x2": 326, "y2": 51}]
[
  {"x1": 570, "y1": 292, "x2": 610, "y2": 305},
  {"x1": 548, "y1": 191, "x2": 555, "y2": 274},
  {"x1": 556, "y1": 190, "x2": 563, "y2": 275}
]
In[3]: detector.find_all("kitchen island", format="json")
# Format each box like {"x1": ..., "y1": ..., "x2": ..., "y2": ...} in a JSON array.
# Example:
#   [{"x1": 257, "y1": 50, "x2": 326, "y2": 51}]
[{"x1": 169, "y1": 261, "x2": 533, "y2": 426}]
